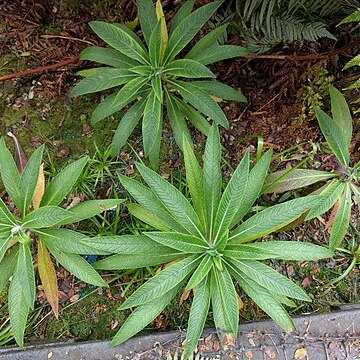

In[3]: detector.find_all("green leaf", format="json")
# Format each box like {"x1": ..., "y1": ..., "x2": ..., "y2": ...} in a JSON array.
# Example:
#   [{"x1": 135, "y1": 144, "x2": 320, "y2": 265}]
[
  {"x1": 89, "y1": 21, "x2": 149, "y2": 64},
  {"x1": 0, "y1": 138, "x2": 22, "y2": 210},
  {"x1": 19, "y1": 145, "x2": 44, "y2": 215},
  {"x1": 176, "y1": 99, "x2": 210, "y2": 136},
  {"x1": 149, "y1": 20, "x2": 162, "y2": 66},
  {"x1": 165, "y1": 93, "x2": 193, "y2": 152},
  {"x1": 41, "y1": 157, "x2": 89, "y2": 206},
  {"x1": 165, "y1": 1, "x2": 223, "y2": 62},
  {"x1": 120, "y1": 255, "x2": 200, "y2": 309},
  {"x1": 56, "y1": 199, "x2": 123, "y2": 225},
  {"x1": 186, "y1": 254, "x2": 212, "y2": 291},
  {"x1": 79, "y1": 46, "x2": 139, "y2": 68},
  {"x1": 127, "y1": 203, "x2": 170, "y2": 231},
  {"x1": 151, "y1": 76, "x2": 163, "y2": 102},
  {"x1": 170, "y1": 80, "x2": 228, "y2": 128},
  {"x1": 204, "y1": 125, "x2": 222, "y2": 238},
  {"x1": 191, "y1": 81, "x2": 247, "y2": 102},
  {"x1": 111, "y1": 98, "x2": 146, "y2": 156},
  {"x1": 90, "y1": 92, "x2": 124, "y2": 125},
  {"x1": 0, "y1": 197, "x2": 17, "y2": 226},
  {"x1": 169, "y1": 0, "x2": 195, "y2": 35},
  {"x1": 213, "y1": 150, "x2": 249, "y2": 248},
  {"x1": 93, "y1": 253, "x2": 182, "y2": 270},
  {"x1": 183, "y1": 137, "x2": 207, "y2": 229},
  {"x1": 230, "y1": 148, "x2": 272, "y2": 228},
  {"x1": 188, "y1": 45, "x2": 249, "y2": 65},
  {"x1": 136, "y1": 162, "x2": 204, "y2": 238},
  {"x1": 229, "y1": 196, "x2": 321, "y2": 243},
  {"x1": 229, "y1": 266, "x2": 295, "y2": 332},
  {"x1": 48, "y1": 244, "x2": 107, "y2": 287},
  {"x1": 23, "y1": 206, "x2": 72, "y2": 229},
  {"x1": 142, "y1": 90, "x2": 163, "y2": 159},
  {"x1": 8, "y1": 271, "x2": 31, "y2": 347},
  {"x1": 315, "y1": 106, "x2": 350, "y2": 166},
  {"x1": 163, "y1": 59, "x2": 215, "y2": 78},
  {"x1": 111, "y1": 282, "x2": 183, "y2": 346},
  {"x1": 119, "y1": 175, "x2": 186, "y2": 233},
  {"x1": 329, "y1": 85, "x2": 352, "y2": 153},
  {"x1": 306, "y1": 180, "x2": 345, "y2": 220},
  {"x1": 145, "y1": 232, "x2": 208, "y2": 253},
  {"x1": 15, "y1": 243, "x2": 35, "y2": 308},
  {"x1": 136, "y1": 0, "x2": 157, "y2": 46},
  {"x1": 0, "y1": 244, "x2": 18, "y2": 293},
  {"x1": 224, "y1": 241, "x2": 333, "y2": 261},
  {"x1": 71, "y1": 69, "x2": 136, "y2": 96},
  {"x1": 39, "y1": 228, "x2": 109, "y2": 255},
  {"x1": 229, "y1": 258, "x2": 310, "y2": 301},
  {"x1": 329, "y1": 184, "x2": 352, "y2": 250},
  {"x1": 263, "y1": 169, "x2": 338, "y2": 194},
  {"x1": 129, "y1": 65, "x2": 152, "y2": 76},
  {"x1": 186, "y1": 24, "x2": 228, "y2": 59},
  {"x1": 0, "y1": 233, "x2": 12, "y2": 262},
  {"x1": 80, "y1": 234, "x2": 175, "y2": 255},
  {"x1": 113, "y1": 77, "x2": 148, "y2": 109},
  {"x1": 182, "y1": 278, "x2": 211, "y2": 359}
]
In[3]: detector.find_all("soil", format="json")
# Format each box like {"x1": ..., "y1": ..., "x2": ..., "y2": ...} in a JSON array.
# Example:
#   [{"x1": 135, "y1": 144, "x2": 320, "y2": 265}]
[{"x1": 0, "y1": 0, "x2": 359, "y2": 349}]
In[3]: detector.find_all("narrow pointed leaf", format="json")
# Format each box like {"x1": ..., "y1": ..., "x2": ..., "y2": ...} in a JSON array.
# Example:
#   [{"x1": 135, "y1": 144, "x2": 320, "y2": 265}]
[
  {"x1": 229, "y1": 258, "x2": 310, "y2": 301},
  {"x1": 156, "y1": 0, "x2": 168, "y2": 61},
  {"x1": 89, "y1": 21, "x2": 149, "y2": 64},
  {"x1": 136, "y1": 162, "x2": 204, "y2": 238},
  {"x1": 183, "y1": 137, "x2": 207, "y2": 229},
  {"x1": 111, "y1": 98, "x2": 146, "y2": 155},
  {"x1": 229, "y1": 196, "x2": 321, "y2": 243},
  {"x1": 163, "y1": 59, "x2": 215, "y2": 78},
  {"x1": 41, "y1": 157, "x2": 89, "y2": 206},
  {"x1": 70, "y1": 69, "x2": 137, "y2": 96},
  {"x1": 329, "y1": 184, "x2": 352, "y2": 250},
  {"x1": 182, "y1": 278, "x2": 211, "y2": 359},
  {"x1": 0, "y1": 138, "x2": 22, "y2": 210},
  {"x1": 170, "y1": 80, "x2": 228, "y2": 128},
  {"x1": 0, "y1": 197, "x2": 17, "y2": 225},
  {"x1": 23, "y1": 206, "x2": 72, "y2": 229},
  {"x1": 224, "y1": 241, "x2": 333, "y2": 261},
  {"x1": 191, "y1": 81, "x2": 247, "y2": 102},
  {"x1": 111, "y1": 282, "x2": 183, "y2": 346},
  {"x1": 31, "y1": 163, "x2": 45, "y2": 210},
  {"x1": 204, "y1": 125, "x2": 222, "y2": 238},
  {"x1": 231, "y1": 149, "x2": 272, "y2": 227},
  {"x1": 0, "y1": 244, "x2": 18, "y2": 293},
  {"x1": 136, "y1": 0, "x2": 157, "y2": 45},
  {"x1": 79, "y1": 46, "x2": 139, "y2": 68},
  {"x1": 38, "y1": 239, "x2": 58, "y2": 317},
  {"x1": 186, "y1": 254, "x2": 213, "y2": 291},
  {"x1": 19, "y1": 145, "x2": 44, "y2": 215},
  {"x1": 169, "y1": 0, "x2": 195, "y2": 35},
  {"x1": 149, "y1": 20, "x2": 162, "y2": 66},
  {"x1": 120, "y1": 255, "x2": 200, "y2": 309},
  {"x1": 0, "y1": 233, "x2": 12, "y2": 262},
  {"x1": 113, "y1": 77, "x2": 148, "y2": 108},
  {"x1": 145, "y1": 232, "x2": 208, "y2": 253},
  {"x1": 48, "y1": 245, "x2": 107, "y2": 287},
  {"x1": 151, "y1": 76, "x2": 163, "y2": 102},
  {"x1": 165, "y1": 1, "x2": 223, "y2": 62}
]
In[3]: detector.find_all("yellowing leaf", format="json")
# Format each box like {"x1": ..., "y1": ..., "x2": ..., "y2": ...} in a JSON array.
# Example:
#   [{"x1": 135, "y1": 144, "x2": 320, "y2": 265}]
[
  {"x1": 38, "y1": 239, "x2": 59, "y2": 318},
  {"x1": 32, "y1": 163, "x2": 45, "y2": 209},
  {"x1": 156, "y1": 0, "x2": 168, "y2": 61},
  {"x1": 294, "y1": 348, "x2": 307, "y2": 359},
  {"x1": 210, "y1": 95, "x2": 223, "y2": 103}
]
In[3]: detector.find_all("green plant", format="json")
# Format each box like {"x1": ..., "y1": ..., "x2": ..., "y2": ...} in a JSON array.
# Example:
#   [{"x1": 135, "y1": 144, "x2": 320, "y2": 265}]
[
  {"x1": 264, "y1": 86, "x2": 359, "y2": 282},
  {"x1": 339, "y1": 8, "x2": 360, "y2": 108},
  {"x1": 82, "y1": 124, "x2": 332, "y2": 358},
  {"x1": 232, "y1": 0, "x2": 357, "y2": 53},
  {"x1": 70, "y1": 0, "x2": 248, "y2": 167},
  {"x1": 0, "y1": 139, "x2": 123, "y2": 346}
]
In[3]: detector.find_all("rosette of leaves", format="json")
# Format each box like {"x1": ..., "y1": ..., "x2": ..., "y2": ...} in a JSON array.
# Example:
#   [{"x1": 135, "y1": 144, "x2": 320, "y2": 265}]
[
  {"x1": 85, "y1": 124, "x2": 332, "y2": 358},
  {"x1": 263, "y1": 86, "x2": 359, "y2": 253},
  {"x1": 70, "y1": 0, "x2": 248, "y2": 167},
  {"x1": 0, "y1": 140, "x2": 122, "y2": 346}
]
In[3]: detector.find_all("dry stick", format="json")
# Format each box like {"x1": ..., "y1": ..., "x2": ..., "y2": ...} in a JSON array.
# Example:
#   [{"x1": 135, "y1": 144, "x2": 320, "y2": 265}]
[
  {"x1": 40, "y1": 34, "x2": 96, "y2": 46},
  {"x1": 0, "y1": 56, "x2": 78, "y2": 82}
]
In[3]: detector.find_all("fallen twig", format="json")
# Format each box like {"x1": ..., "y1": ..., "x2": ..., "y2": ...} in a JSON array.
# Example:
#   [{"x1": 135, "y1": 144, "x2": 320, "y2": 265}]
[{"x1": 0, "y1": 56, "x2": 78, "y2": 82}]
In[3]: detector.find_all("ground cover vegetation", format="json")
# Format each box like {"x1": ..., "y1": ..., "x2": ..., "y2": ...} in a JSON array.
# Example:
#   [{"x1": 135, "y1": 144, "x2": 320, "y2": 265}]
[{"x1": 0, "y1": 0, "x2": 359, "y2": 357}]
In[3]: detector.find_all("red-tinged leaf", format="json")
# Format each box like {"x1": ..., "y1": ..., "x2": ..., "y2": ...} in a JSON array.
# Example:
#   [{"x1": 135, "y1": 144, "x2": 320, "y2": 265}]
[
  {"x1": 7, "y1": 132, "x2": 27, "y2": 173},
  {"x1": 38, "y1": 239, "x2": 59, "y2": 318},
  {"x1": 326, "y1": 199, "x2": 340, "y2": 230}
]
